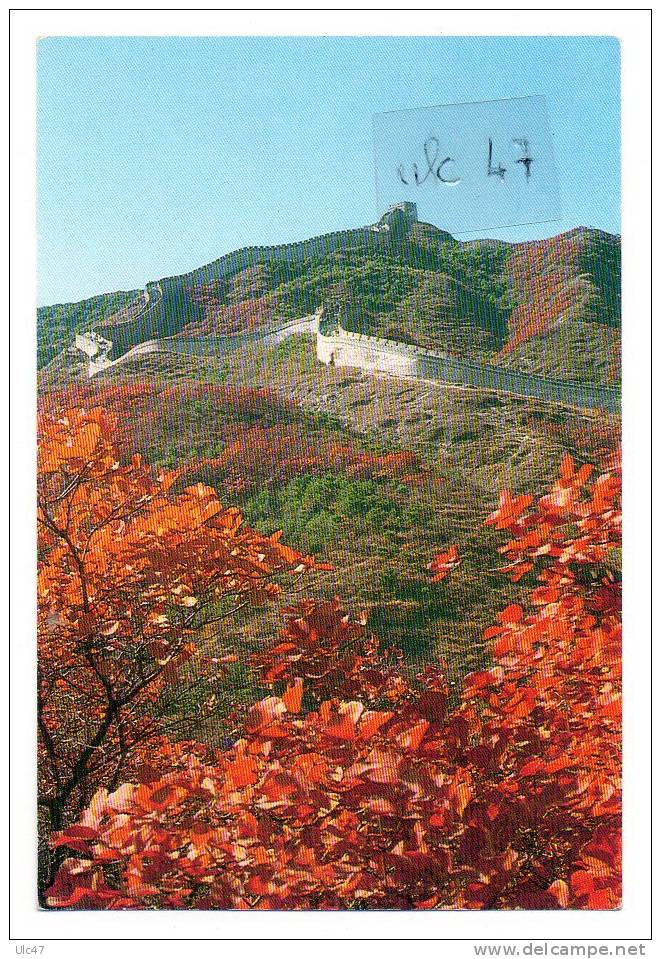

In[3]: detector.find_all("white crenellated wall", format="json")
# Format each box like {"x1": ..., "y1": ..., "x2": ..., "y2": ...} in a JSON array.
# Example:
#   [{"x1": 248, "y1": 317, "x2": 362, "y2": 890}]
[
  {"x1": 317, "y1": 328, "x2": 422, "y2": 377},
  {"x1": 75, "y1": 311, "x2": 322, "y2": 378},
  {"x1": 316, "y1": 326, "x2": 620, "y2": 414},
  {"x1": 72, "y1": 309, "x2": 619, "y2": 413},
  {"x1": 75, "y1": 331, "x2": 112, "y2": 360}
]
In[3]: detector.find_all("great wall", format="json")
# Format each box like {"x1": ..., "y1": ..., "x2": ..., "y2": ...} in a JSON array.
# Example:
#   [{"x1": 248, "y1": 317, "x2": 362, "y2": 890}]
[
  {"x1": 75, "y1": 304, "x2": 620, "y2": 414},
  {"x1": 73, "y1": 202, "x2": 620, "y2": 415},
  {"x1": 316, "y1": 320, "x2": 620, "y2": 414}
]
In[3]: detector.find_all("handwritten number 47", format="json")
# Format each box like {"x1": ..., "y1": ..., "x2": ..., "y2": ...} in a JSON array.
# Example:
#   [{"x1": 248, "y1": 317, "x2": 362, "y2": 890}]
[
  {"x1": 488, "y1": 137, "x2": 533, "y2": 180},
  {"x1": 397, "y1": 136, "x2": 534, "y2": 186}
]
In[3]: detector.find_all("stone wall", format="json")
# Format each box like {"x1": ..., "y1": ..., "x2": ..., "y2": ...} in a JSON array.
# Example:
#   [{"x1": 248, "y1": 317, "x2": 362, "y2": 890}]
[
  {"x1": 75, "y1": 331, "x2": 112, "y2": 360},
  {"x1": 76, "y1": 302, "x2": 619, "y2": 414},
  {"x1": 78, "y1": 312, "x2": 321, "y2": 378},
  {"x1": 317, "y1": 327, "x2": 423, "y2": 377},
  {"x1": 317, "y1": 326, "x2": 621, "y2": 414},
  {"x1": 95, "y1": 204, "x2": 417, "y2": 351}
]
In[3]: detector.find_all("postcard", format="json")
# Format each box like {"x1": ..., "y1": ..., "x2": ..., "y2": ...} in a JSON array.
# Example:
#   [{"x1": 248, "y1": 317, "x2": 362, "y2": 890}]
[{"x1": 9, "y1": 13, "x2": 652, "y2": 945}]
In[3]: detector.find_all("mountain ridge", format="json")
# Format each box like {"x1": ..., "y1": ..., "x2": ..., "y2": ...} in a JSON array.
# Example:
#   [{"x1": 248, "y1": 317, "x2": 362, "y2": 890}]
[{"x1": 38, "y1": 206, "x2": 621, "y2": 387}]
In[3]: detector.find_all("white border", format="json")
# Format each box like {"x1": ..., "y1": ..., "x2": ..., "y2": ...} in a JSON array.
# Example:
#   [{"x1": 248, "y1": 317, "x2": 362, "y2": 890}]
[{"x1": 8, "y1": 8, "x2": 653, "y2": 948}]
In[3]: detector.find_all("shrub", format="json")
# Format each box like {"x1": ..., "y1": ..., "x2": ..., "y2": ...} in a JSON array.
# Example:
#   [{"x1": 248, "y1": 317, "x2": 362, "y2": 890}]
[
  {"x1": 37, "y1": 405, "x2": 325, "y2": 890},
  {"x1": 45, "y1": 441, "x2": 621, "y2": 910}
]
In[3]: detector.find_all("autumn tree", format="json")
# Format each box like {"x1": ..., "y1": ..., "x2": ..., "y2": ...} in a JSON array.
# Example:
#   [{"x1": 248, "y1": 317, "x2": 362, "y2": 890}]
[
  {"x1": 37, "y1": 405, "x2": 322, "y2": 888},
  {"x1": 44, "y1": 446, "x2": 621, "y2": 910}
]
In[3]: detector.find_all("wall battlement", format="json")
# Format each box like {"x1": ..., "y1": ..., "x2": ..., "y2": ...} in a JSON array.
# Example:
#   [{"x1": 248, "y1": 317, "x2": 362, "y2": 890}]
[
  {"x1": 74, "y1": 308, "x2": 620, "y2": 413},
  {"x1": 316, "y1": 323, "x2": 620, "y2": 414},
  {"x1": 73, "y1": 259, "x2": 618, "y2": 414}
]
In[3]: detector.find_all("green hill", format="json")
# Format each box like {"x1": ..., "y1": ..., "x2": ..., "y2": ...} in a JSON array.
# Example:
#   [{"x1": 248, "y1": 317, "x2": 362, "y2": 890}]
[{"x1": 38, "y1": 205, "x2": 621, "y2": 386}]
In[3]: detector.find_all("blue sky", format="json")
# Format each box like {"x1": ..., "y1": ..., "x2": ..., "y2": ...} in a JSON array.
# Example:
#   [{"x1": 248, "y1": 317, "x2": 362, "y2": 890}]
[{"x1": 37, "y1": 35, "x2": 620, "y2": 305}]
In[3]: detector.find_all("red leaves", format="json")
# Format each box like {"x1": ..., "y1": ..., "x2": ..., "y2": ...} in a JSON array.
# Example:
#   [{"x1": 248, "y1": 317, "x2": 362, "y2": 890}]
[
  {"x1": 245, "y1": 697, "x2": 287, "y2": 737},
  {"x1": 252, "y1": 599, "x2": 410, "y2": 706},
  {"x1": 282, "y1": 678, "x2": 304, "y2": 713},
  {"x1": 485, "y1": 491, "x2": 533, "y2": 530},
  {"x1": 395, "y1": 720, "x2": 429, "y2": 751},
  {"x1": 44, "y1": 451, "x2": 622, "y2": 913},
  {"x1": 180, "y1": 429, "x2": 423, "y2": 499},
  {"x1": 499, "y1": 604, "x2": 524, "y2": 625},
  {"x1": 51, "y1": 825, "x2": 99, "y2": 853},
  {"x1": 427, "y1": 544, "x2": 461, "y2": 582},
  {"x1": 589, "y1": 579, "x2": 621, "y2": 617},
  {"x1": 357, "y1": 709, "x2": 394, "y2": 739},
  {"x1": 413, "y1": 690, "x2": 447, "y2": 725},
  {"x1": 38, "y1": 410, "x2": 107, "y2": 475},
  {"x1": 225, "y1": 750, "x2": 260, "y2": 790},
  {"x1": 320, "y1": 700, "x2": 364, "y2": 740},
  {"x1": 37, "y1": 404, "x2": 318, "y2": 829},
  {"x1": 45, "y1": 857, "x2": 132, "y2": 910},
  {"x1": 487, "y1": 455, "x2": 621, "y2": 584},
  {"x1": 568, "y1": 827, "x2": 621, "y2": 909},
  {"x1": 42, "y1": 385, "x2": 424, "y2": 501}
]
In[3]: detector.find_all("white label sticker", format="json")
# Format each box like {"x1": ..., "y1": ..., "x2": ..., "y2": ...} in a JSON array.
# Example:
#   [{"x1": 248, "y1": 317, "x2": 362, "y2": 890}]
[{"x1": 373, "y1": 96, "x2": 561, "y2": 233}]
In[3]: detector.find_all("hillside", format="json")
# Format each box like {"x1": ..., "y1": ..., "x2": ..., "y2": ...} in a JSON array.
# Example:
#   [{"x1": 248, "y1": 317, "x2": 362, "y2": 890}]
[
  {"x1": 38, "y1": 206, "x2": 621, "y2": 386},
  {"x1": 39, "y1": 330, "x2": 619, "y2": 691},
  {"x1": 37, "y1": 206, "x2": 621, "y2": 687}
]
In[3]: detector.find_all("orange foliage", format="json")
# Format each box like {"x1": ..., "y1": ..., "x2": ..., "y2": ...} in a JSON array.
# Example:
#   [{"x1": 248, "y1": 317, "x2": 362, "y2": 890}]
[
  {"x1": 42, "y1": 384, "x2": 422, "y2": 494},
  {"x1": 252, "y1": 598, "x2": 411, "y2": 705},
  {"x1": 499, "y1": 233, "x2": 600, "y2": 357},
  {"x1": 37, "y1": 405, "x2": 322, "y2": 888},
  {"x1": 178, "y1": 427, "x2": 422, "y2": 495},
  {"x1": 44, "y1": 437, "x2": 621, "y2": 911},
  {"x1": 500, "y1": 276, "x2": 589, "y2": 357},
  {"x1": 427, "y1": 544, "x2": 461, "y2": 582}
]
